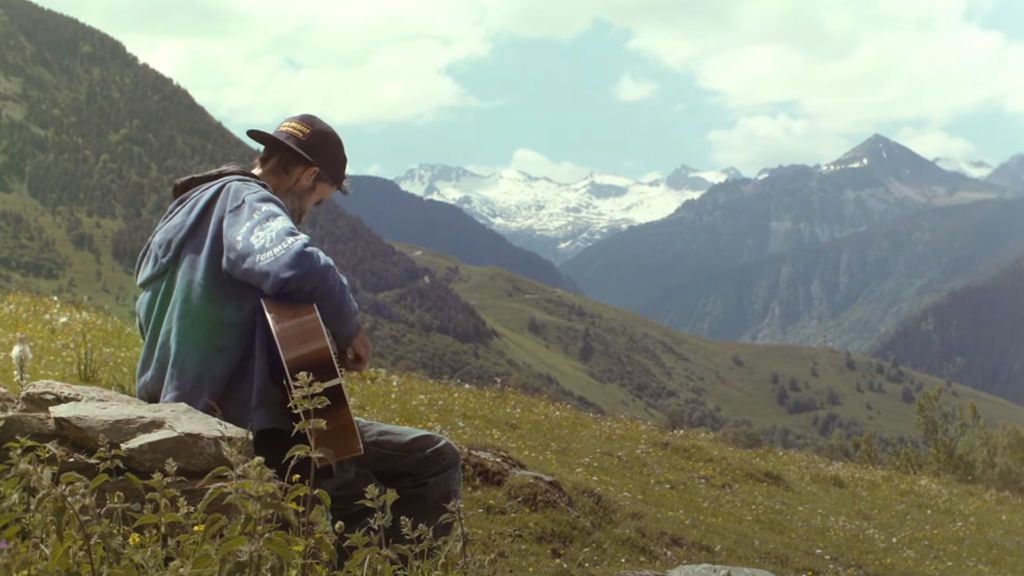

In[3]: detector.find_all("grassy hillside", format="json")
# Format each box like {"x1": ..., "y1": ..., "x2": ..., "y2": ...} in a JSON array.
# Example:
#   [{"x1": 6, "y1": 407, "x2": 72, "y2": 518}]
[
  {"x1": 0, "y1": 0, "x2": 254, "y2": 310},
  {"x1": 401, "y1": 246, "x2": 1024, "y2": 444},
  {"x1": 2, "y1": 293, "x2": 1024, "y2": 575}
]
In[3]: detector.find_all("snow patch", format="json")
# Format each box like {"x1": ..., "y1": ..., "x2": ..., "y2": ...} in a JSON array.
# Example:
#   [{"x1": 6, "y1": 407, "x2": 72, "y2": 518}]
[{"x1": 395, "y1": 163, "x2": 725, "y2": 260}]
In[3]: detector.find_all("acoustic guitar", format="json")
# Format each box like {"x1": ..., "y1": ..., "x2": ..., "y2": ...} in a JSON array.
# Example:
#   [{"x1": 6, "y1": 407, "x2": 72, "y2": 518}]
[{"x1": 261, "y1": 299, "x2": 363, "y2": 462}]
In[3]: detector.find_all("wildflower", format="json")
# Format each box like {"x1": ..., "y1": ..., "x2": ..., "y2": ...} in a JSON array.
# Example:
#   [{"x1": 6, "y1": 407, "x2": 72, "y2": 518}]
[
  {"x1": 291, "y1": 473, "x2": 302, "y2": 482},
  {"x1": 128, "y1": 533, "x2": 141, "y2": 546},
  {"x1": 192, "y1": 524, "x2": 205, "y2": 533},
  {"x1": 10, "y1": 334, "x2": 31, "y2": 387}
]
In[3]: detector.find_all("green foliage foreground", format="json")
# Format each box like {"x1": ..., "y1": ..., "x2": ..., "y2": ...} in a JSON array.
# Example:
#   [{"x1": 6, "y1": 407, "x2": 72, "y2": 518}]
[
  {"x1": 0, "y1": 438, "x2": 461, "y2": 576},
  {"x1": 2, "y1": 294, "x2": 1024, "y2": 575}
]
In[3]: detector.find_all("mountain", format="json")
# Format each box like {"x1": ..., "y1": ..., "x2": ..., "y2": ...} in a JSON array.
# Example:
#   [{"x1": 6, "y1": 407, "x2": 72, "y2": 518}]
[
  {"x1": 0, "y1": 0, "x2": 585, "y2": 407},
  {"x1": 563, "y1": 134, "x2": 1015, "y2": 349},
  {"x1": 394, "y1": 163, "x2": 739, "y2": 263},
  {"x1": 819, "y1": 134, "x2": 1000, "y2": 196},
  {"x1": 7, "y1": 0, "x2": 1024, "y2": 448},
  {"x1": 986, "y1": 154, "x2": 1024, "y2": 190},
  {"x1": 0, "y1": 0, "x2": 253, "y2": 307},
  {"x1": 874, "y1": 256, "x2": 1024, "y2": 405},
  {"x1": 401, "y1": 245, "x2": 1024, "y2": 444},
  {"x1": 644, "y1": 197, "x2": 1024, "y2": 350},
  {"x1": 337, "y1": 175, "x2": 577, "y2": 291}
]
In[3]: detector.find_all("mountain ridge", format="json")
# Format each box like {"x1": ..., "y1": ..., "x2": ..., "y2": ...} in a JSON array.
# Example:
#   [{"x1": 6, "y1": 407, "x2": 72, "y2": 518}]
[
  {"x1": 338, "y1": 175, "x2": 578, "y2": 291},
  {"x1": 874, "y1": 255, "x2": 1024, "y2": 405},
  {"x1": 394, "y1": 162, "x2": 741, "y2": 262},
  {"x1": 564, "y1": 134, "x2": 1020, "y2": 350}
]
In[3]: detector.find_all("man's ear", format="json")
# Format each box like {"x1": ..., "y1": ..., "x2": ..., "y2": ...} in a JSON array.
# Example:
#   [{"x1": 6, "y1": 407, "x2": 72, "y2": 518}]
[{"x1": 299, "y1": 165, "x2": 319, "y2": 186}]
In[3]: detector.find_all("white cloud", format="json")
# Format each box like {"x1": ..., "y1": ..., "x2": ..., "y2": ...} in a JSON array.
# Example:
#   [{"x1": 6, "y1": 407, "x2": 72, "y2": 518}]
[
  {"x1": 468, "y1": 148, "x2": 592, "y2": 182},
  {"x1": 35, "y1": 0, "x2": 1024, "y2": 172},
  {"x1": 708, "y1": 114, "x2": 852, "y2": 174},
  {"x1": 36, "y1": 0, "x2": 492, "y2": 129},
  {"x1": 508, "y1": 148, "x2": 592, "y2": 182},
  {"x1": 450, "y1": 0, "x2": 1024, "y2": 170},
  {"x1": 362, "y1": 162, "x2": 384, "y2": 176},
  {"x1": 613, "y1": 74, "x2": 658, "y2": 102},
  {"x1": 894, "y1": 127, "x2": 979, "y2": 160},
  {"x1": 598, "y1": 0, "x2": 1017, "y2": 171}
]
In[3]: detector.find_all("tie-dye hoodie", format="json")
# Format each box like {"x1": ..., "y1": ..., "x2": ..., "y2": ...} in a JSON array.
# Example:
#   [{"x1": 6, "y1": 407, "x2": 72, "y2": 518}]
[{"x1": 134, "y1": 165, "x2": 359, "y2": 433}]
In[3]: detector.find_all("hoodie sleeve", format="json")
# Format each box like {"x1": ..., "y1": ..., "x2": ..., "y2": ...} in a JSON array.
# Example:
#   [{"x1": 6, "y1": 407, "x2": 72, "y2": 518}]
[{"x1": 221, "y1": 189, "x2": 360, "y2": 349}]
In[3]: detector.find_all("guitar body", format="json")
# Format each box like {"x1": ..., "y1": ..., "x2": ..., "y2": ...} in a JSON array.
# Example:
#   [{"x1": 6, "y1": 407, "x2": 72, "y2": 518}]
[{"x1": 262, "y1": 299, "x2": 363, "y2": 461}]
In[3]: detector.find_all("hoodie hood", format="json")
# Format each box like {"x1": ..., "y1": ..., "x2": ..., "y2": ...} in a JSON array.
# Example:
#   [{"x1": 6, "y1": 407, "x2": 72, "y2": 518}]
[
  {"x1": 136, "y1": 164, "x2": 270, "y2": 287},
  {"x1": 172, "y1": 163, "x2": 255, "y2": 199}
]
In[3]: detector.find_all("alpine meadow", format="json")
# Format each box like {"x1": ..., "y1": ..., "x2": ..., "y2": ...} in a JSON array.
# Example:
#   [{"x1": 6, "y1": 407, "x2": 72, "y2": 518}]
[{"x1": 3, "y1": 1, "x2": 1024, "y2": 575}]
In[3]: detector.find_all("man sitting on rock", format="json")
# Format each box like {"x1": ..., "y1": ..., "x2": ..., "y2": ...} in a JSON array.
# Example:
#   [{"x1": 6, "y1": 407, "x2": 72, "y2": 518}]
[{"x1": 133, "y1": 113, "x2": 461, "y2": 540}]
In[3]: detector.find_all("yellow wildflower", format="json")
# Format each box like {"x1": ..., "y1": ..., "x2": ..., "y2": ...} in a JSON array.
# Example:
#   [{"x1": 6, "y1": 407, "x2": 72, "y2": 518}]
[
  {"x1": 128, "y1": 533, "x2": 141, "y2": 546},
  {"x1": 192, "y1": 524, "x2": 205, "y2": 533}
]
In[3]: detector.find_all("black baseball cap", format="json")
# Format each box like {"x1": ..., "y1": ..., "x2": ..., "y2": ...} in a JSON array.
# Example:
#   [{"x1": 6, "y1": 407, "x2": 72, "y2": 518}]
[{"x1": 247, "y1": 114, "x2": 348, "y2": 193}]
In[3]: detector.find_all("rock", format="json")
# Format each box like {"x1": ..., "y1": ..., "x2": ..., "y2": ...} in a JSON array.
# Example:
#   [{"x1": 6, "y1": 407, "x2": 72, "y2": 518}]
[
  {"x1": 49, "y1": 402, "x2": 252, "y2": 475},
  {"x1": 614, "y1": 571, "x2": 665, "y2": 576},
  {"x1": 0, "y1": 412, "x2": 59, "y2": 444},
  {"x1": 461, "y1": 446, "x2": 571, "y2": 511},
  {"x1": 0, "y1": 386, "x2": 17, "y2": 412},
  {"x1": 667, "y1": 565, "x2": 777, "y2": 576},
  {"x1": 18, "y1": 380, "x2": 143, "y2": 413}
]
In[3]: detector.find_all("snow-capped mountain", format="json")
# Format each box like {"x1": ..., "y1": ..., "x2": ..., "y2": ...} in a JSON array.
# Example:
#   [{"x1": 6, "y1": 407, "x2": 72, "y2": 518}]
[
  {"x1": 810, "y1": 134, "x2": 1005, "y2": 206},
  {"x1": 563, "y1": 134, "x2": 1018, "y2": 351},
  {"x1": 934, "y1": 157, "x2": 994, "y2": 180},
  {"x1": 394, "y1": 164, "x2": 741, "y2": 262}
]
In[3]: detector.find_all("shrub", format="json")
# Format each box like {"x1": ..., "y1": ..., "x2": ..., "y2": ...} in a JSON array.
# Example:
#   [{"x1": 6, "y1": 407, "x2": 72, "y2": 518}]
[{"x1": 0, "y1": 373, "x2": 467, "y2": 575}]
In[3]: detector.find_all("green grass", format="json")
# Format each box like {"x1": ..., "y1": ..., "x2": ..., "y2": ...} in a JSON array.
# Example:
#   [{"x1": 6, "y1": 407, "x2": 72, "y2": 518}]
[
  {"x1": 401, "y1": 245, "x2": 1024, "y2": 443},
  {"x1": 352, "y1": 370, "x2": 1024, "y2": 575},
  {"x1": 2, "y1": 292, "x2": 1024, "y2": 575},
  {"x1": 0, "y1": 292, "x2": 139, "y2": 393}
]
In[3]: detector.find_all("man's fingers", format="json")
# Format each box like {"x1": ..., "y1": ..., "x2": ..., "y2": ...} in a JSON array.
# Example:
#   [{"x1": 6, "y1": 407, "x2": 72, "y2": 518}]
[{"x1": 341, "y1": 331, "x2": 372, "y2": 371}]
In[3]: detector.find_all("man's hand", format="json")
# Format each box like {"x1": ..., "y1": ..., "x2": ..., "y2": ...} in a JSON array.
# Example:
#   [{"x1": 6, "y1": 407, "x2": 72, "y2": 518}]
[{"x1": 341, "y1": 326, "x2": 372, "y2": 371}]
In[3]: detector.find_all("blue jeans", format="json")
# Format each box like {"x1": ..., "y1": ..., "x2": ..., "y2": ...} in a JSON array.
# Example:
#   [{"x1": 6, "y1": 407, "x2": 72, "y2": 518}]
[{"x1": 316, "y1": 418, "x2": 462, "y2": 541}]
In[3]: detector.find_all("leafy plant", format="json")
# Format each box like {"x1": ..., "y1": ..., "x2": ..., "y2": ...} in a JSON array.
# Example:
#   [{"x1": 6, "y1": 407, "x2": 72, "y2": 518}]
[{"x1": 0, "y1": 374, "x2": 466, "y2": 575}]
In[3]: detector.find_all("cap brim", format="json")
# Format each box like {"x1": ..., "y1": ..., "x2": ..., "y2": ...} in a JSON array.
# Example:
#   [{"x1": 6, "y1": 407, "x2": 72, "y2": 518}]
[
  {"x1": 246, "y1": 129, "x2": 317, "y2": 166},
  {"x1": 246, "y1": 128, "x2": 347, "y2": 194}
]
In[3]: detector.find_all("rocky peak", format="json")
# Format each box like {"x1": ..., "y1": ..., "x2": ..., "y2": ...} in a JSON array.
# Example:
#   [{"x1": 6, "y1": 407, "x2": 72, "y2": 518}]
[
  {"x1": 821, "y1": 134, "x2": 974, "y2": 189},
  {"x1": 986, "y1": 154, "x2": 1024, "y2": 189},
  {"x1": 825, "y1": 134, "x2": 917, "y2": 171}
]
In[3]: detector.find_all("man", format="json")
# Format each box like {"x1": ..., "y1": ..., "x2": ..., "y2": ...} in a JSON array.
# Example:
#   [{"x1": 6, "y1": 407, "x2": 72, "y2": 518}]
[{"x1": 134, "y1": 113, "x2": 461, "y2": 541}]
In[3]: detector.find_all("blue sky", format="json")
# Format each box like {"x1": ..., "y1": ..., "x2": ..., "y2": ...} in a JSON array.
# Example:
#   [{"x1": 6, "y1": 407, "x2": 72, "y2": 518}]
[
  {"x1": 346, "y1": 21, "x2": 726, "y2": 179},
  {"x1": 35, "y1": 0, "x2": 1024, "y2": 181}
]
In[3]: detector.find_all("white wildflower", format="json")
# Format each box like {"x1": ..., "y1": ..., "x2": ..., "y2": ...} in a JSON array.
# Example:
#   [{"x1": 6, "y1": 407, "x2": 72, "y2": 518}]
[{"x1": 11, "y1": 333, "x2": 32, "y2": 387}]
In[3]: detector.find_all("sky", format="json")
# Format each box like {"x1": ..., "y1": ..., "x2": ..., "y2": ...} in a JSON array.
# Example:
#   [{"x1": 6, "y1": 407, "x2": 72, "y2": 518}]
[{"x1": 34, "y1": 0, "x2": 1024, "y2": 182}]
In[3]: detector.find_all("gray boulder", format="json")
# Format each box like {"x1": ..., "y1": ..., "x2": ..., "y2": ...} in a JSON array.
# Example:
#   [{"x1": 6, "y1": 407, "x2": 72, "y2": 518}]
[
  {"x1": 49, "y1": 402, "x2": 252, "y2": 475},
  {"x1": 18, "y1": 380, "x2": 143, "y2": 413},
  {"x1": 668, "y1": 565, "x2": 777, "y2": 576},
  {"x1": 462, "y1": 446, "x2": 571, "y2": 511},
  {"x1": 0, "y1": 412, "x2": 59, "y2": 444},
  {"x1": 0, "y1": 386, "x2": 17, "y2": 412}
]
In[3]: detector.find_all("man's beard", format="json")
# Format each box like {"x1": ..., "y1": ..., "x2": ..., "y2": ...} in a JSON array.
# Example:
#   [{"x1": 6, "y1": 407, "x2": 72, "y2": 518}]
[{"x1": 282, "y1": 181, "x2": 316, "y2": 225}]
